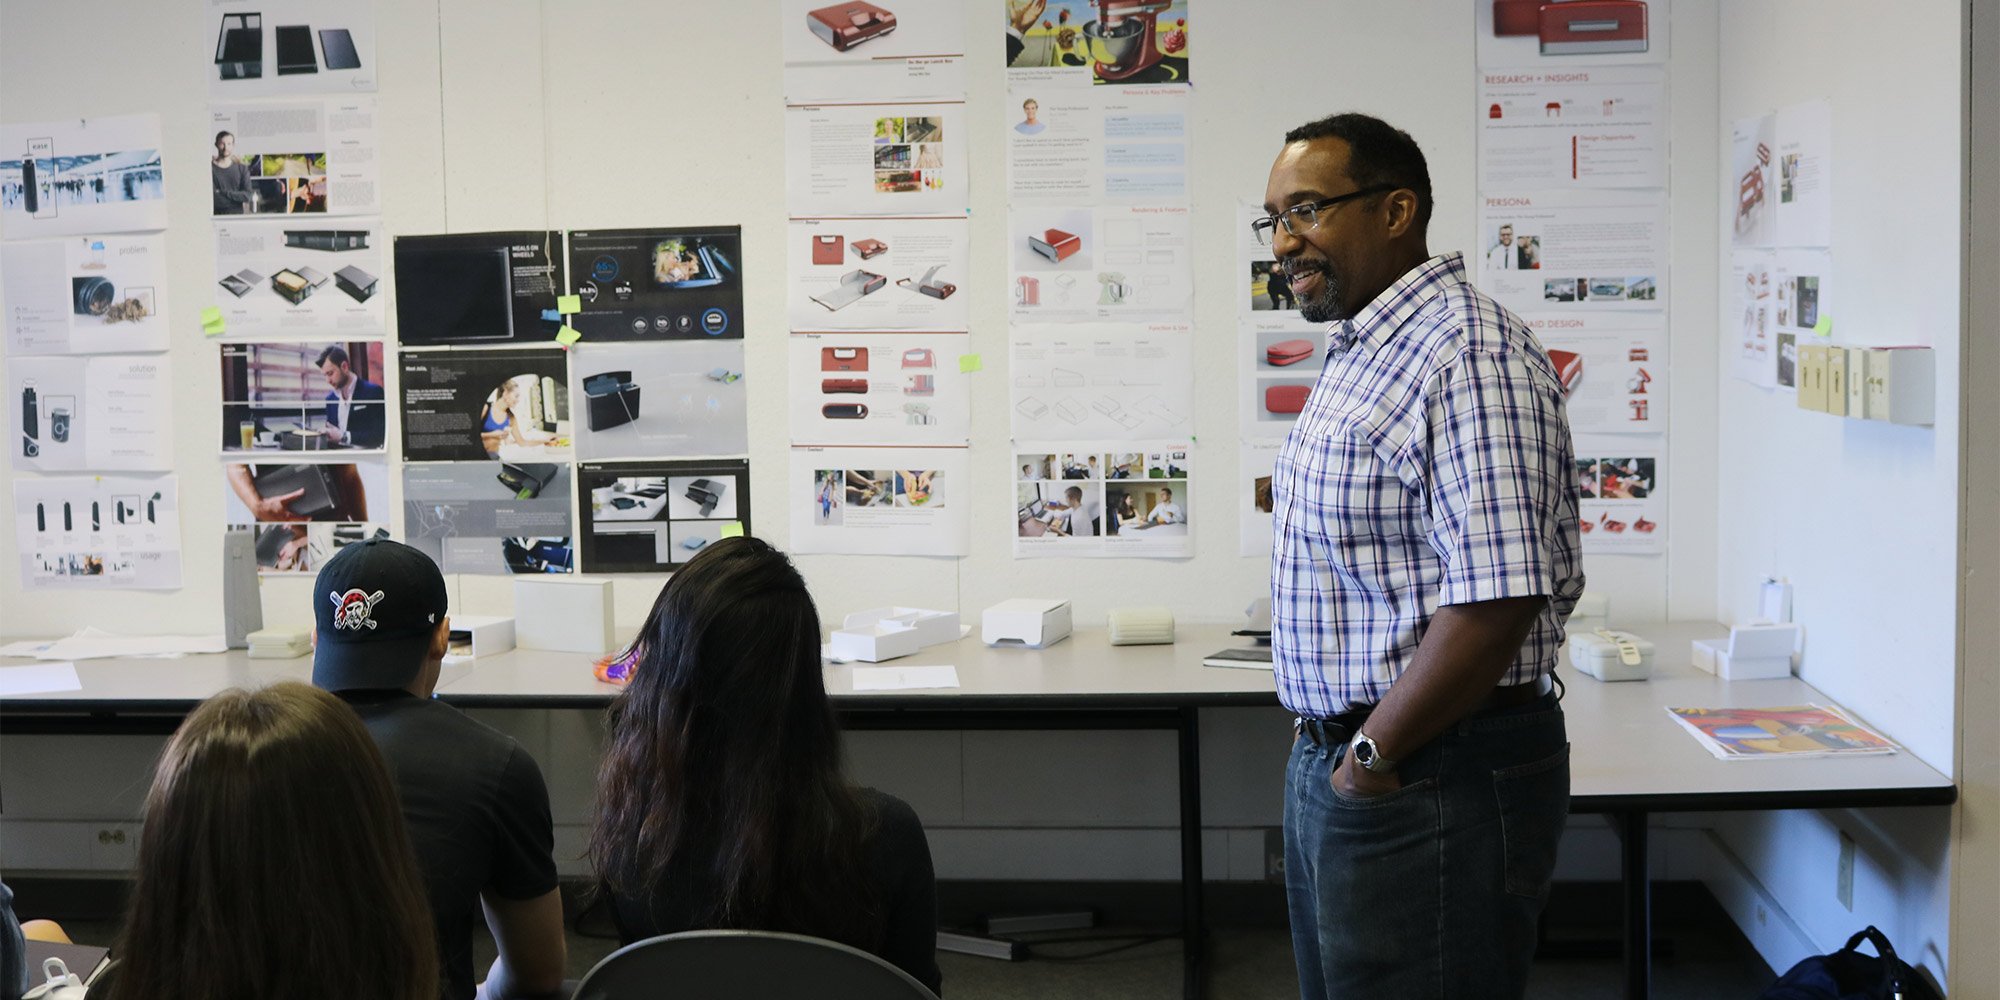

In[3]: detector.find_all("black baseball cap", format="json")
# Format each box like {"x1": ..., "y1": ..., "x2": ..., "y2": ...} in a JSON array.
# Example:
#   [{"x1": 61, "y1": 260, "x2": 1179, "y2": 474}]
[{"x1": 312, "y1": 538, "x2": 449, "y2": 691}]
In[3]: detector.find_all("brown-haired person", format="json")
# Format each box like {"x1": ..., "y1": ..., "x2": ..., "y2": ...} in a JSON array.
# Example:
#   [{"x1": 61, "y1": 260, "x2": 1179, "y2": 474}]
[
  {"x1": 589, "y1": 536, "x2": 942, "y2": 995},
  {"x1": 102, "y1": 683, "x2": 437, "y2": 1000},
  {"x1": 311, "y1": 539, "x2": 567, "y2": 1000}
]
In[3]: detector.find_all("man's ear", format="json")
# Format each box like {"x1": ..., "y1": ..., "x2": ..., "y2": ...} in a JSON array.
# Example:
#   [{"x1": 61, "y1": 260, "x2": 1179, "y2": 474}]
[
  {"x1": 429, "y1": 616, "x2": 451, "y2": 660},
  {"x1": 1382, "y1": 190, "x2": 1421, "y2": 240}
]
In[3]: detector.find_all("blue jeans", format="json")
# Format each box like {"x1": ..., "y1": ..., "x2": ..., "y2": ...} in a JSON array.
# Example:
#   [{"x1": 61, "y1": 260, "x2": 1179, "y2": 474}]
[{"x1": 1283, "y1": 694, "x2": 1570, "y2": 999}]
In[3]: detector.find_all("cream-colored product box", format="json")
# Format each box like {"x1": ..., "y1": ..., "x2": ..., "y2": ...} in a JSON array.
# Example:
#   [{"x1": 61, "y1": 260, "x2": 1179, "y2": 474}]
[{"x1": 514, "y1": 578, "x2": 614, "y2": 654}]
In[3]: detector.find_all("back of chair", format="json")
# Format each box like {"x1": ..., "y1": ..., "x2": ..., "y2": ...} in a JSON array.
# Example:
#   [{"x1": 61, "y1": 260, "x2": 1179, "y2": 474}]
[{"x1": 573, "y1": 929, "x2": 939, "y2": 1000}]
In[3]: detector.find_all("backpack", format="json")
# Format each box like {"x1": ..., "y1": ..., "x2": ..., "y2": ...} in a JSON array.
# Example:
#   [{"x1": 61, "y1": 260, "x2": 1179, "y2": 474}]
[{"x1": 1758, "y1": 926, "x2": 1916, "y2": 1000}]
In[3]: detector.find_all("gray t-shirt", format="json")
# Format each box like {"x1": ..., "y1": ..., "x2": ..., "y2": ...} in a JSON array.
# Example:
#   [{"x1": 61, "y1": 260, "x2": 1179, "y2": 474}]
[{"x1": 211, "y1": 159, "x2": 252, "y2": 214}]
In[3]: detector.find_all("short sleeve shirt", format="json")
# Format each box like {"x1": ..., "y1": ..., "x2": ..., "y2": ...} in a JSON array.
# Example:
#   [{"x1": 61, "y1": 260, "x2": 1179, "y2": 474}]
[
  {"x1": 1270, "y1": 253, "x2": 1584, "y2": 719},
  {"x1": 341, "y1": 692, "x2": 559, "y2": 1000}
]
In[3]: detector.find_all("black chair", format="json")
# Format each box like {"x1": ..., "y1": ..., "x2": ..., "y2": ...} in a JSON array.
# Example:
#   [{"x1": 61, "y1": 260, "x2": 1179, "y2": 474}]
[{"x1": 572, "y1": 930, "x2": 938, "y2": 1000}]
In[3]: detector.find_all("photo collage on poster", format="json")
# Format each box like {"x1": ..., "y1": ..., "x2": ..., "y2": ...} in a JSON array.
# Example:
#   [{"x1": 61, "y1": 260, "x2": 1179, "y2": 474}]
[{"x1": 1014, "y1": 444, "x2": 1192, "y2": 558}]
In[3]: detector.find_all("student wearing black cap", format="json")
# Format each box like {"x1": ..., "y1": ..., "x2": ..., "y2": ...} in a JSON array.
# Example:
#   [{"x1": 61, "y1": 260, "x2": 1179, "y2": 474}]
[{"x1": 311, "y1": 539, "x2": 567, "y2": 1000}]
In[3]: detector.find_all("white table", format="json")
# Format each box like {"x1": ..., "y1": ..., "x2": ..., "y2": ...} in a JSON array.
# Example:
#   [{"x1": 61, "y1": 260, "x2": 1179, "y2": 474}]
[{"x1": 0, "y1": 622, "x2": 1955, "y2": 1000}]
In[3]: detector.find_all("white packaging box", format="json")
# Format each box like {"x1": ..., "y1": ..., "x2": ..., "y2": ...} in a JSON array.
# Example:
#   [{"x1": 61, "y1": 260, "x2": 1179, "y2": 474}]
[
  {"x1": 830, "y1": 607, "x2": 961, "y2": 663},
  {"x1": 514, "y1": 578, "x2": 615, "y2": 654},
  {"x1": 1691, "y1": 622, "x2": 1800, "y2": 680},
  {"x1": 1568, "y1": 629, "x2": 1654, "y2": 682},
  {"x1": 448, "y1": 615, "x2": 516, "y2": 658},
  {"x1": 982, "y1": 598, "x2": 1073, "y2": 648}
]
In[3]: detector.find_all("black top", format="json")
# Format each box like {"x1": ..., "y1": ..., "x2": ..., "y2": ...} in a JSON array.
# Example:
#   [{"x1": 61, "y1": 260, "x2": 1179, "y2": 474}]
[
  {"x1": 211, "y1": 159, "x2": 252, "y2": 214},
  {"x1": 607, "y1": 788, "x2": 941, "y2": 996},
  {"x1": 341, "y1": 692, "x2": 559, "y2": 1000}
]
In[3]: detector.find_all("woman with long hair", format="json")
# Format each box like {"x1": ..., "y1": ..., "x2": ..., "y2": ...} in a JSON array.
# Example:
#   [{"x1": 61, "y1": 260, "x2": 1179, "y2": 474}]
[
  {"x1": 104, "y1": 683, "x2": 437, "y2": 1000},
  {"x1": 589, "y1": 536, "x2": 941, "y2": 994}
]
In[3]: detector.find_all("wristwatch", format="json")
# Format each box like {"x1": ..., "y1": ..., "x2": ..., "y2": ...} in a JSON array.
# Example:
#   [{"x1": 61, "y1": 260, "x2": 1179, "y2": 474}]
[{"x1": 1348, "y1": 730, "x2": 1398, "y2": 774}]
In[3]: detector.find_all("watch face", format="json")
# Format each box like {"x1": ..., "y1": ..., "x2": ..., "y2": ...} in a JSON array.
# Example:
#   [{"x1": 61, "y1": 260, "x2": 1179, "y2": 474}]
[{"x1": 1353, "y1": 740, "x2": 1376, "y2": 767}]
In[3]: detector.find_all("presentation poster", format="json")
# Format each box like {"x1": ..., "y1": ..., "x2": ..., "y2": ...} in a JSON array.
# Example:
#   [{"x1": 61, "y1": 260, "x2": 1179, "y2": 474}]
[
  {"x1": 1003, "y1": 0, "x2": 1191, "y2": 86},
  {"x1": 1575, "y1": 445, "x2": 1664, "y2": 554},
  {"x1": 399, "y1": 348, "x2": 571, "y2": 463},
  {"x1": 1010, "y1": 322, "x2": 1192, "y2": 442},
  {"x1": 787, "y1": 217, "x2": 969, "y2": 332},
  {"x1": 212, "y1": 217, "x2": 385, "y2": 337},
  {"x1": 1013, "y1": 441, "x2": 1192, "y2": 558},
  {"x1": 2, "y1": 234, "x2": 171, "y2": 355},
  {"x1": 576, "y1": 459, "x2": 751, "y2": 574},
  {"x1": 208, "y1": 99, "x2": 380, "y2": 218},
  {"x1": 220, "y1": 341, "x2": 387, "y2": 454},
  {"x1": 1474, "y1": 0, "x2": 1671, "y2": 68},
  {"x1": 15, "y1": 474, "x2": 182, "y2": 590},
  {"x1": 567, "y1": 341, "x2": 748, "y2": 460},
  {"x1": 11, "y1": 355, "x2": 174, "y2": 472},
  {"x1": 403, "y1": 461, "x2": 573, "y2": 575},
  {"x1": 781, "y1": 0, "x2": 965, "y2": 101},
  {"x1": 392, "y1": 231, "x2": 563, "y2": 345},
  {"x1": 0, "y1": 115, "x2": 167, "y2": 239},
  {"x1": 789, "y1": 446, "x2": 970, "y2": 556},
  {"x1": 1477, "y1": 65, "x2": 1668, "y2": 190},
  {"x1": 1476, "y1": 188, "x2": 1668, "y2": 316},
  {"x1": 1007, "y1": 204, "x2": 1191, "y2": 323},
  {"x1": 221, "y1": 460, "x2": 391, "y2": 574},
  {"x1": 784, "y1": 102, "x2": 968, "y2": 217},
  {"x1": 204, "y1": 0, "x2": 379, "y2": 98},
  {"x1": 1519, "y1": 313, "x2": 1667, "y2": 434},
  {"x1": 789, "y1": 333, "x2": 971, "y2": 447},
  {"x1": 565, "y1": 226, "x2": 745, "y2": 341},
  {"x1": 1005, "y1": 85, "x2": 1189, "y2": 204}
]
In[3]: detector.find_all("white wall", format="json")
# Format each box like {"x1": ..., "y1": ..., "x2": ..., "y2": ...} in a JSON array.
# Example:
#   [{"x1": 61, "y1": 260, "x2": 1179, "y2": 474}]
[
  {"x1": 0, "y1": 0, "x2": 1751, "y2": 891},
  {"x1": 1709, "y1": 0, "x2": 1964, "y2": 987}
]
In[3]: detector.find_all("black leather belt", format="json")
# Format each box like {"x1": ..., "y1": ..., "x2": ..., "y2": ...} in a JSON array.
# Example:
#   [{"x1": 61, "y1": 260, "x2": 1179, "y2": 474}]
[{"x1": 1294, "y1": 674, "x2": 1555, "y2": 747}]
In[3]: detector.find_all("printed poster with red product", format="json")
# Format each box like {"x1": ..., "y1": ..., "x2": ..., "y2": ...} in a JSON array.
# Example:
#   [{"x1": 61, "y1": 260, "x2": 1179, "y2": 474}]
[
  {"x1": 1573, "y1": 437, "x2": 1661, "y2": 554},
  {"x1": 1520, "y1": 312, "x2": 1666, "y2": 435}
]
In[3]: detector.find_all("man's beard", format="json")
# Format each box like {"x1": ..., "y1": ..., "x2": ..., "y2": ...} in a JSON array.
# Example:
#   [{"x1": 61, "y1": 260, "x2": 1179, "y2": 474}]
[{"x1": 1285, "y1": 259, "x2": 1349, "y2": 323}]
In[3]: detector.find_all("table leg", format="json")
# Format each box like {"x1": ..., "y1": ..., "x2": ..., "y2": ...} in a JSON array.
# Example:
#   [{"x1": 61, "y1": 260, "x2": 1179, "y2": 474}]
[
  {"x1": 1619, "y1": 809, "x2": 1651, "y2": 1000},
  {"x1": 1178, "y1": 706, "x2": 1205, "y2": 1000}
]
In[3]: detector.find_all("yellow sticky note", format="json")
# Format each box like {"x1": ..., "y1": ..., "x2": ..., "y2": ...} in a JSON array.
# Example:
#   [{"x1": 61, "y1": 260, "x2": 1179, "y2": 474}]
[
  {"x1": 958, "y1": 353, "x2": 982, "y2": 373},
  {"x1": 1812, "y1": 315, "x2": 1833, "y2": 337},
  {"x1": 720, "y1": 522, "x2": 745, "y2": 538},
  {"x1": 200, "y1": 306, "x2": 224, "y2": 324},
  {"x1": 557, "y1": 294, "x2": 582, "y2": 314},
  {"x1": 555, "y1": 325, "x2": 583, "y2": 346}
]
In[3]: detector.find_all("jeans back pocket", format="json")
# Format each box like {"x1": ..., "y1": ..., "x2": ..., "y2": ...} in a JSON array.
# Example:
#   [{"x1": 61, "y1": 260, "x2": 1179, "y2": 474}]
[{"x1": 1493, "y1": 743, "x2": 1571, "y2": 900}]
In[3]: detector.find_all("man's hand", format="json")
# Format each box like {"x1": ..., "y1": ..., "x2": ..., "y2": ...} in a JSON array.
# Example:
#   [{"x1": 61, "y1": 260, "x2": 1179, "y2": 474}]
[
  {"x1": 251, "y1": 488, "x2": 307, "y2": 522},
  {"x1": 1331, "y1": 755, "x2": 1401, "y2": 799},
  {"x1": 1010, "y1": 0, "x2": 1046, "y2": 33},
  {"x1": 322, "y1": 425, "x2": 345, "y2": 444}
]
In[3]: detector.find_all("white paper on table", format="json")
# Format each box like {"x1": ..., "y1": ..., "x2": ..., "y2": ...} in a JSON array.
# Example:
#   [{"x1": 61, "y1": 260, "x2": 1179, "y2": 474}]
[
  {"x1": 0, "y1": 640, "x2": 55, "y2": 658},
  {"x1": 35, "y1": 633, "x2": 226, "y2": 660},
  {"x1": 850, "y1": 664, "x2": 960, "y2": 691},
  {"x1": 789, "y1": 447, "x2": 970, "y2": 557},
  {"x1": 1478, "y1": 65, "x2": 1668, "y2": 190},
  {"x1": 1009, "y1": 322, "x2": 1193, "y2": 443},
  {"x1": 0, "y1": 662, "x2": 82, "y2": 696}
]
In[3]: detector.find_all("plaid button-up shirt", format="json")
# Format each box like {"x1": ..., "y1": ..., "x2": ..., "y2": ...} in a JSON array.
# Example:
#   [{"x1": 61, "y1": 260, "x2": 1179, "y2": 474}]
[{"x1": 1270, "y1": 252, "x2": 1583, "y2": 719}]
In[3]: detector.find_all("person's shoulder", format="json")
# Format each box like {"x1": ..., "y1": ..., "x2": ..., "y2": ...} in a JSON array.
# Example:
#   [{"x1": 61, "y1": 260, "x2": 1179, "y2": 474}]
[
  {"x1": 1429, "y1": 280, "x2": 1534, "y2": 359},
  {"x1": 364, "y1": 696, "x2": 527, "y2": 765},
  {"x1": 859, "y1": 787, "x2": 923, "y2": 837}
]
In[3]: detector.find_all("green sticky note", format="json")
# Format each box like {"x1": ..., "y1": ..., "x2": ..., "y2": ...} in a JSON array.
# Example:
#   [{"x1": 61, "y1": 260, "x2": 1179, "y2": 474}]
[
  {"x1": 555, "y1": 325, "x2": 582, "y2": 346},
  {"x1": 200, "y1": 306, "x2": 224, "y2": 324},
  {"x1": 557, "y1": 294, "x2": 582, "y2": 314},
  {"x1": 958, "y1": 353, "x2": 982, "y2": 373},
  {"x1": 720, "y1": 522, "x2": 744, "y2": 538},
  {"x1": 1812, "y1": 315, "x2": 1833, "y2": 337}
]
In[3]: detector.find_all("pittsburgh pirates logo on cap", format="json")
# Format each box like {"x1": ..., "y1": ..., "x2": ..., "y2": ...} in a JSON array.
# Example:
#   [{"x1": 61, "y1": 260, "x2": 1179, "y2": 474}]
[{"x1": 329, "y1": 588, "x2": 386, "y2": 631}]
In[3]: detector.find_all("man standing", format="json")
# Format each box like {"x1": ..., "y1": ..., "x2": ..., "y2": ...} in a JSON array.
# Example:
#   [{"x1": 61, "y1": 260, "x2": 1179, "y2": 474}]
[
  {"x1": 1259, "y1": 113, "x2": 1582, "y2": 997},
  {"x1": 311, "y1": 540, "x2": 569, "y2": 1000},
  {"x1": 317, "y1": 345, "x2": 384, "y2": 449},
  {"x1": 1486, "y1": 223, "x2": 1518, "y2": 271}
]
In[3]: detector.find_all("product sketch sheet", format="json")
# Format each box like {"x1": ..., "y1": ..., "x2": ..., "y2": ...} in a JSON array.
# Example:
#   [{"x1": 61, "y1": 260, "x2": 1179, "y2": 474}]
[{"x1": 16, "y1": 475, "x2": 183, "y2": 590}]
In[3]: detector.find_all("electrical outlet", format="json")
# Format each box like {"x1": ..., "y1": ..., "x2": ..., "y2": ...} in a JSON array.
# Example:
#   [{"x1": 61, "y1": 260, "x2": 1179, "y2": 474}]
[
  {"x1": 1838, "y1": 831, "x2": 1855, "y2": 910},
  {"x1": 1264, "y1": 827, "x2": 1286, "y2": 883}
]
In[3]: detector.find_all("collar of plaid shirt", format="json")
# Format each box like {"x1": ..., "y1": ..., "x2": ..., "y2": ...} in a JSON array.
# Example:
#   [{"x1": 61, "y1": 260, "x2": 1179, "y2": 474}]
[{"x1": 1270, "y1": 251, "x2": 1582, "y2": 720}]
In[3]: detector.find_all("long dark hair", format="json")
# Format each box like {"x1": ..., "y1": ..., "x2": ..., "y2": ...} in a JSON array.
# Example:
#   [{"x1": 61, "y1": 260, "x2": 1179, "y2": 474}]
[
  {"x1": 108, "y1": 683, "x2": 437, "y2": 1000},
  {"x1": 588, "y1": 536, "x2": 883, "y2": 948}
]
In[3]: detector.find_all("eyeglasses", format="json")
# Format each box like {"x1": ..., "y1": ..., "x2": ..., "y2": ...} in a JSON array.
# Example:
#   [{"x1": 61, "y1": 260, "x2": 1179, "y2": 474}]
[{"x1": 1250, "y1": 185, "x2": 1399, "y2": 246}]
